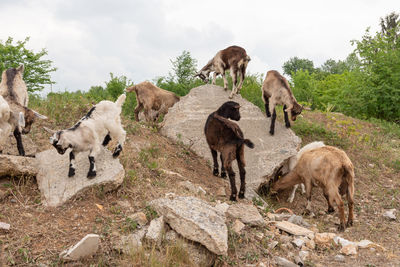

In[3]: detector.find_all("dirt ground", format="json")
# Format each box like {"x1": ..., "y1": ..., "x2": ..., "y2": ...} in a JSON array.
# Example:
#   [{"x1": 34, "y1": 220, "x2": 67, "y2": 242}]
[{"x1": 0, "y1": 110, "x2": 399, "y2": 266}]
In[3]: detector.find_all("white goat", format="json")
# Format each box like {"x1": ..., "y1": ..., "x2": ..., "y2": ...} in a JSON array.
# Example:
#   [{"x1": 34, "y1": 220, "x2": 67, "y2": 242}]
[
  {"x1": 286, "y1": 141, "x2": 326, "y2": 203},
  {"x1": 46, "y1": 94, "x2": 126, "y2": 178}
]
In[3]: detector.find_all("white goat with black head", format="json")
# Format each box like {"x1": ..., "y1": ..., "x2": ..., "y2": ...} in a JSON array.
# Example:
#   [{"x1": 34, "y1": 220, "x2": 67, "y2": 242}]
[
  {"x1": 0, "y1": 65, "x2": 47, "y2": 156},
  {"x1": 46, "y1": 94, "x2": 126, "y2": 178}
]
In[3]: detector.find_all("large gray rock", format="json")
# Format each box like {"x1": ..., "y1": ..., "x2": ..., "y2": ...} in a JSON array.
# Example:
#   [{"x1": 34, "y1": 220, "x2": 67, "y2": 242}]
[
  {"x1": 1, "y1": 135, "x2": 38, "y2": 156},
  {"x1": 36, "y1": 147, "x2": 124, "y2": 207},
  {"x1": 149, "y1": 196, "x2": 228, "y2": 255},
  {"x1": 0, "y1": 154, "x2": 37, "y2": 177},
  {"x1": 161, "y1": 85, "x2": 301, "y2": 193}
]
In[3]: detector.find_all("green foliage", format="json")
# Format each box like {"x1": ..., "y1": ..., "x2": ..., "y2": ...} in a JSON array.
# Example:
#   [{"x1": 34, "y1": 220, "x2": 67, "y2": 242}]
[
  {"x1": 169, "y1": 50, "x2": 198, "y2": 85},
  {"x1": 282, "y1": 57, "x2": 315, "y2": 78},
  {"x1": 0, "y1": 37, "x2": 56, "y2": 93}
]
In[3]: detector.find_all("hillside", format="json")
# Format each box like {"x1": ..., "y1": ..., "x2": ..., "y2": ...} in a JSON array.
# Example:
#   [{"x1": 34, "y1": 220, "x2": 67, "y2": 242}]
[{"x1": 0, "y1": 93, "x2": 399, "y2": 266}]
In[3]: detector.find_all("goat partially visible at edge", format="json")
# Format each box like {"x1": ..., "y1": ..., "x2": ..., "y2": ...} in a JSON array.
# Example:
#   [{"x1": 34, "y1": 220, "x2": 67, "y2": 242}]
[
  {"x1": 125, "y1": 81, "x2": 180, "y2": 122},
  {"x1": 0, "y1": 65, "x2": 47, "y2": 156},
  {"x1": 261, "y1": 70, "x2": 303, "y2": 135},
  {"x1": 204, "y1": 101, "x2": 255, "y2": 201},
  {"x1": 196, "y1": 46, "x2": 251, "y2": 99},
  {"x1": 269, "y1": 145, "x2": 355, "y2": 231},
  {"x1": 45, "y1": 94, "x2": 127, "y2": 179}
]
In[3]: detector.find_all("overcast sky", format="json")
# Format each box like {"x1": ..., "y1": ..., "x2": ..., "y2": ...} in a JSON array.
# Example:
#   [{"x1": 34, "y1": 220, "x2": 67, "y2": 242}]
[{"x1": 0, "y1": 0, "x2": 399, "y2": 94}]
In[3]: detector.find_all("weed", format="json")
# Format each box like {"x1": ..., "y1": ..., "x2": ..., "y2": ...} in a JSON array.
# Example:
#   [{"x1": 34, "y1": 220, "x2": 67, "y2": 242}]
[
  {"x1": 145, "y1": 205, "x2": 158, "y2": 221},
  {"x1": 121, "y1": 217, "x2": 138, "y2": 233},
  {"x1": 252, "y1": 196, "x2": 264, "y2": 207}
]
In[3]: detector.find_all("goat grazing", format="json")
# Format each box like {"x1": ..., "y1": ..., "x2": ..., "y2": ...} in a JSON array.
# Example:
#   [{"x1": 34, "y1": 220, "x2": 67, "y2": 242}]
[
  {"x1": 261, "y1": 70, "x2": 303, "y2": 135},
  {"x1": 46, "y1": 94, "x2": 126, "y2": 178},
  {"x1": 196, "y1": 46, "x2": 251, "y2": 99},
  {"x1": 0, "y1": 65, "x2": 47, "y2": 156},
  {"x1": 204, "y1": 101, "x2": 255, "y2": 201},
  {"x1": 269, "y1": 145, "x2": 355, "y2": 231},
  {"x1": 125, "y1": 81, "x2": 180, "y2": 122},
  {"x1": 286, "y1": 141, "x2": 326, "y2": 203}
]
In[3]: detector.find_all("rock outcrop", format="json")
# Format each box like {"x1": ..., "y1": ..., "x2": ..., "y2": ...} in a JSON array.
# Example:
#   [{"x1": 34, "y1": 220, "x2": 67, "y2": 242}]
[
  {"x1": 36, "y1": 147, "x2": 124, "y2": 207},
  {"x1": 149, "y1": 196, "x2": 228, "y2": 255},
  {"x1": 161, "y1": 84, "x2": 301, "y2": 194},
  {"x1": 0, "y1": 154, "x2": 37, "y2": 177}
]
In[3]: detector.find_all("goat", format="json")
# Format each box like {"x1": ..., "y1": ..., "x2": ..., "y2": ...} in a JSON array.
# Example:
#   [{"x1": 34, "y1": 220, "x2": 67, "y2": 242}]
[
  {"x1": 269, "y1": 145, "x2": 355, "y2": 231},
  {"x1": 45, "y1": 94, "x2": 126, "y2": 178},
  {"x1": 125, "y1": 81, "x2": 180, "y2": 122},
  {"x1": 261, "y1": 70, "x2": 303, "y2": 135},
  {"x1": 287, "y1": 141, "x2": 326, "y2": 203},
  {"x1": 196, "y1": 46, "x2": 251, "y2": 99},
  {"x1": 0, "y1": 65, "x2": 47, "y2": 156},
  {"x1": 204, "y1": 101, "x2": 255, "y2": 201}
]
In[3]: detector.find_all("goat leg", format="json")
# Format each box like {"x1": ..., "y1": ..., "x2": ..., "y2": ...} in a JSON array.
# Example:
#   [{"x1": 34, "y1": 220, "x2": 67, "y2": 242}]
[
  {"x1": 210, "y1": 149, "x2": 219, "y2": 176},
  {"x1": 102, "y1": 133, "x2": 111, "y2": 146},
  {"x1": 87, "y1": 155, "x2": 97, "y2": 179},
  {"x1": 269, "y1": 109, "x2": 277, "y2": 135},
  {"x1": 220, "y1": 154, "x2": 226, "y2": 178},
  {"x1": 13, "y1": 128, "x2": 25, "y2": 156},
  {"x1": 68, "y1": 151, "x2": 76, "y2": 177},
  {"x1": 283, "y1": 105, "x2": 291, "y2": 128},
  {"x1": 226, "y1": 163, "x2": 237, "y2": 201}
]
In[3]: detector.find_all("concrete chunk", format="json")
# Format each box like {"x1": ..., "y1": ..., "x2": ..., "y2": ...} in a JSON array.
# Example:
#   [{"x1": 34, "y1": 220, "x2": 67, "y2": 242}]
[
  {"x1": 60, "y1": 234, "x2": 100, "y2": 261},
  {"x1": 145, "y1": 216, "x2": 164, "y2": 243},
  {"x1": 275, "y1": 221, "x2": 314, "y2": 236}
]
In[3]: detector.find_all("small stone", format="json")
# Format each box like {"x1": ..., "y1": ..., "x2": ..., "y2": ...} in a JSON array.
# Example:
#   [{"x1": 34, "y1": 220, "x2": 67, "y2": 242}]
[
  {"x1": 275, "y1": 221, "x2": 313, "y2": 236},
  {"x1": 288, "y1": 215, "x2": 309, "y2": 227},
  {"x1": 128, "y1": 212, "x2": 148, "y2": 226},
  {"x1": 266, "y1": 212, "x2": 275, "y2": 221},
  {"x1": 274, "y1": 256, "x2": 298, "y2": 267},
  {"x1": 340, "y1": 244, "x2": 357, "y2": 255},
  {"x1": 0, "y1": 222, "x2": 10, "y2": 230},
  {"x1": 10, "y1": 198, "x2": 16, "y2": 203},
  {"x1": 305, "y1": 239, "x2": 316, "y2": 249},
  {"x1": 214, "y1": 202, "x2": 230, "y2": 214},
  {"x1": 117, "y1": 200, "x2": 132, "y2": 209},
  {"x1": 198, "y1": 186, "x2": 207, "y2": 195},
  {"x1": 333, "y1": 236, "x2": 355, "y2": 247},
  {"x1": 274, "y1": 213, "x2": 292, "y2": 221},
  {"x1": 314, "y1": 233, "x2": 336, "y2": 245},
  {"x1": 299, "y1": 250, "x2": 309, "y2": 261},
  {"x1": 216, "y1": 187, "x2": 226, "y2": 197},
  {"x1": 383, "y1": 209, "x2": 396, "y2": 220},
  {"x1": 60, "y1": 234, "x2": 100, "y2": 261},
  {"x1": 268, "y1": 241, "x2": 279, "y2": 249},
  {"x1": 294, "y1": 255, "x2": 303, "y2": 266},
  {"x1": 255, "y1": 232, "x2": 264, "y2": 241},
  {"x1": 145, "y1": 216, "x2": 164, "y2": 243},
  {"x1": 115, "y1": 228, "x2": 147, "y2": 254},
  {"x1": 357, "y1": 240, "x2": 373, "y2": 248},
  {"x1": 292, "y1": 238, "x2": 305, "y2": 248},
  {"x1": 165, "y1": 192, "x2": 176, "y2": 199},
  {"x1": 334, "y1": 254, "x2": 345, "y2": 262},
  {"x1": 280, "y1": 235, "x2": 291, "y2": 244},
  {"x1": 232, "y1": 219, "x2": 245, "y2": 234},
  {"x1": 227, "y1": 203, "x2": 265, "y2": 226}
]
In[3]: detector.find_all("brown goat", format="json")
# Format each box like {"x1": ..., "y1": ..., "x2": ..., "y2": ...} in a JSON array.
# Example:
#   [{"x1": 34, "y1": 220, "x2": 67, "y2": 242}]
[
  {"x1": 0, "y1": 65, "x2": 47, "y2": 156},
  {"x1": 126, "y1": 81, "x2": 180, "y2": 122},
  {"x1": 270, "y1": 146, "x2": 355, "y2": 231},
  {"x1": 196, "y1": 46, "x2": 251, "y2": 99},
  {"x1": 204, "y1": 101, "x2": 255, "y2": 201},
  {"x1": 261, "y1": 70, "x2": 303, "y2": 135}
]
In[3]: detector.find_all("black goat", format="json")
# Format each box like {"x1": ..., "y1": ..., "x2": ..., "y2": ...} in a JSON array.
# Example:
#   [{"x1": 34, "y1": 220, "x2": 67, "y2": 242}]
[{"x1": 204, "y1": 101, "x2": 254, "y2": 201}]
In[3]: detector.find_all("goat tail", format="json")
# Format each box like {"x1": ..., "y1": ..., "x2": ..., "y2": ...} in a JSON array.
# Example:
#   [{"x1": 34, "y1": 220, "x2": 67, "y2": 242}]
[
  {"x1": 343, "y1": 163, "x2": 355, "y2": 183},
  {"x1": 115, "y1": 94, "x2": 126, "y2": 107},
  {"x1": 244, "y1": 139, "x2": 255, "y2": 149}
]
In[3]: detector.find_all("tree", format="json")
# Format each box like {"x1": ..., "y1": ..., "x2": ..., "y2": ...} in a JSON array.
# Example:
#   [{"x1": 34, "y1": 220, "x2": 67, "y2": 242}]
[
  {"x1": 282, "y1": 57, "x2": 315, "y2": 78},
  {"x1": 380, "y1": 12, "x2": 399, "y2": 37},
  {"x1": 0, "y1": 37, "x2": 57, "y2": 93},
  {"x1": 168, "y1": 50, "x2": 197, "y2": 84}
]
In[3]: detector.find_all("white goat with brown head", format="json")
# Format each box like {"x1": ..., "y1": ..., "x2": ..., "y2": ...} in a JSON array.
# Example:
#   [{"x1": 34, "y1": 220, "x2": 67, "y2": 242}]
[
  {"x1": 269, "y1": 145, "x2": 355, "y2": 231},
  {"x1": 0, "y1": 65, "x2": 47, "y2": 156},
  {"x1": 261, "y1": 70, "x2": 303, "y2": 135},
  {"x1": 196, "y1": 46, "x2": 251, "y2": 99}
]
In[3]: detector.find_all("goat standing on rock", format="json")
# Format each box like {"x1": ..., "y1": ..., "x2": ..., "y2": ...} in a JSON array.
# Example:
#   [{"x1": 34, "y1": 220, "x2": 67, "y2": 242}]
[
  {"x1": 196, "y1": 46, "x2": 251, "y2": 99},
  {"x1": 268, "y1": 145, "x2": 355, "y2": 231},
  {"x1": 204, "y1": 101, "x2": 254, "y2": 201},
  {"x1": 261, "y1": 70, "x2": 303, "y2": 135},
  {"x1": 46, "y1": 94, "x2": 126, "y2": 179}
]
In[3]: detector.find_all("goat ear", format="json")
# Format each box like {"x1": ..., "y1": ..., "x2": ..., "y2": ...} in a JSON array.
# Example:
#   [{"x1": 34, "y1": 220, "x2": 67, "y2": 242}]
[
  {"x1": 18, "y1": 112, "x2": 25, "y2": 128},
  {"x1": 284, "y1": 107, "x2": 292, "y2": 113},
  {"x1": 32, "y1": 110, "x2": 47, "y2": 119},
  {"x1": 43, "y1": 126, "x2": 56, "y2": 134},
  {"x1": 17, "y1": 64, "x2": 24, "y2": 73}
]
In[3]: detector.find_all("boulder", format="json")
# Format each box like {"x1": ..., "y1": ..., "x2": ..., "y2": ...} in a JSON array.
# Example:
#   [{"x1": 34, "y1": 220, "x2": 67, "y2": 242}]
[
  {"x1": 0, "y1": 154, "x2": 37, "y2": 177},
  {"x1": 161, "y1": 85, "x2": 301, "y2": 195},
  {"x1": 1, "y1": 135, "x2": 37, "y2": 156},
  {"x1": 145, "y1": 216, "x2": 164, "y2": 243},
  {"x1": 36, "y1": 147, "x2": 124, "y2": 207},
  {"x1": 149, "y1": 196, "x2": 228, "y2": 255},
  {"x1": 60, "y1": 234, "x2": 100, "y2": 261},
  {"x1": 226, "y1": 203, "x2": 265, "y2": 226}
]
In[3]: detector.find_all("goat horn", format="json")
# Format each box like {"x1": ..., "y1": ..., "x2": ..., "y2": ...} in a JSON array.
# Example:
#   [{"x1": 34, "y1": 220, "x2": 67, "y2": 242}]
[
  {"x1": 33, "y1": 110, "x2": 48, "y2": 119},
  {"x1": 43, "y1": 126, "x2": 56, "y2": 134},
  {"x1": 303, "y1": 106, "x2": 312, "y2": 111}
]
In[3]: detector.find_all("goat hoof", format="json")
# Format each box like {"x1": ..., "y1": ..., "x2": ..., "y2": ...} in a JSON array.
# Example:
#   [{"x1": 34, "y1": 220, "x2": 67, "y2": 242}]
[
  {"x1": 269, "y1": 130, "x2": 275, "y2": 136},
  {"x1": 285, "y1": 123, "x2": 291, "y2": 128},
  {"x1": 220, "y1": 172, "x2": 227, "y2": 178},
  {"x1": 238, "y1": 192, "x2": 245, "y2": 199},
  {"x1": 327, "y1": 207, "x2": 335, "y2": 214},
  {"x1": 87, "y1": 170, "x2": 97, "y2": 179},
  {"x1": 337, "y1": 224, "x2": 345, "y2": 232},
  {"x1": 68, "y1": 168, "x2": 75, "y2": 177},
  {"x1": 213, "y1": 169, "x2": 219, "y2": 177},
  {"x1": 229, "y1": 195, "x2": 237, "y2": 201},
  {"x1": 346, "y1": 220, "x2": 353, "y2": 227}
]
